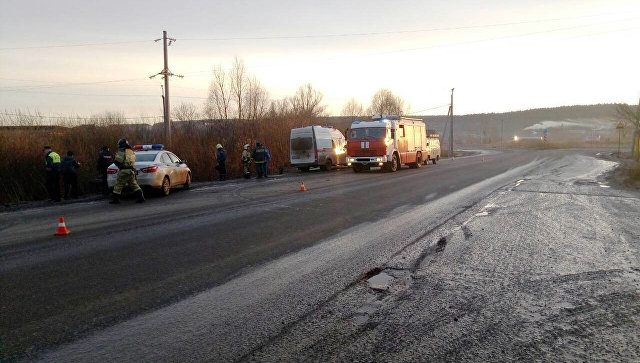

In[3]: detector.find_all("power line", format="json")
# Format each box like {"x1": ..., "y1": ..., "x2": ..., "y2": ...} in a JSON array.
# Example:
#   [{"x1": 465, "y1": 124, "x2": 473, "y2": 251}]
[
  {"x1": 0, "y1": 12, "x2": 634, "y2": 51},
  {"x1": 179, "y1": 13, "x2": 637, "y2": 41},
  {"x1": 0, "y1": 40, "x2": 151, "y2": 51},
  {"x1": 0, "y1": 89, "x2": 207, "y2": 99},
  {"x1": 408, "y1": 104, "x2": 450, "y2": 115},
  {"x1": 0, "y1": 78, "x2": 150, "y2": 92},
  {"x1": 0, "y1": 112, "x2": 162, "y2": 120}
]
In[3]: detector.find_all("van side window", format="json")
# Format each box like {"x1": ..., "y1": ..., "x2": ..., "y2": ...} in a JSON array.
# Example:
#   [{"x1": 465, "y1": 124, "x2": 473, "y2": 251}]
[{"x1": 398, "y1": 126, "x2": 405, "y2": 138}]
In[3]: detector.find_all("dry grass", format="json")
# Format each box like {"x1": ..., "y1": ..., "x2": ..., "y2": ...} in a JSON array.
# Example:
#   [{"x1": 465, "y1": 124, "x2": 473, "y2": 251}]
[{"x1": 0, "y1": 112, "x2": 313, "y2": 204}]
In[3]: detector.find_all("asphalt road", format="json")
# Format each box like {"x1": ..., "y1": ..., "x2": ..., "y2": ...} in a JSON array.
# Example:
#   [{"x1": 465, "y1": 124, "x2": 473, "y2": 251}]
[{"x1": 1, "y1": 148, "x2": 638, "y2": 361}]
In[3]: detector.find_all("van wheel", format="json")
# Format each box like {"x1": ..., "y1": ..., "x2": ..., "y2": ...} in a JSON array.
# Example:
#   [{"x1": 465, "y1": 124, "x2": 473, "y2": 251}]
[
  {"x1": 160, "y1": 176, "x2": 170, "y2": 196},
  {"x1": 432, "y1": 157, "x2": 437, "y2": 165},
  {"x1": 320, "y1": 159, "x2": 332, "y2": 171}
]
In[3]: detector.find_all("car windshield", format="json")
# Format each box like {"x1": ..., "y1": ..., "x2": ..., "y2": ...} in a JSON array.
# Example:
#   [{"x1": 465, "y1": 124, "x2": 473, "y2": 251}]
[
  {"x1": 134, "y1": 152, "x2": 158, "y2": 162},
  {"x1": 291, "y1": 137, "x2": 313, "y2": 151},
  {"x1": 350, "y1": 127, "x2": 386, "y2": 139}
]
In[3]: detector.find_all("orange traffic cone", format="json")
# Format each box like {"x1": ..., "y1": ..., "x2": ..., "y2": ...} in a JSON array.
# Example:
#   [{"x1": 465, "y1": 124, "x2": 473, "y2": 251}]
[
  {"x1": 299, "y1": 181, "x2": 307, "y2": 192},
  {"x1": 55, "y1": 217, "x2": 70, "y2": 236}
]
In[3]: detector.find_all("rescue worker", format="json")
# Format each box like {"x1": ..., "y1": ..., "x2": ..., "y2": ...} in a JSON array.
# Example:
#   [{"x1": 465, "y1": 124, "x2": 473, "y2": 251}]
[
  {"x1": 61, "y1": 151, "x2": 81, "y2": 199},
  {"x1": 110, "y1": 138, "x2": 144, "y2": 204},
  {"x1": 241, "y1": 144, "x2": 252, "y2": 179},
  {"x1": 97, "y1": 145, "x2": 113, "y2": 195},
  {"x1": 215, "y1": 144, "x2": 227, "y2": 181},
  {"x1": 43, "y1": 146, "x2": 62, "y2": 202},
  {"x1": 252, "y1": 141, "x2": 267, "y2": 178}
]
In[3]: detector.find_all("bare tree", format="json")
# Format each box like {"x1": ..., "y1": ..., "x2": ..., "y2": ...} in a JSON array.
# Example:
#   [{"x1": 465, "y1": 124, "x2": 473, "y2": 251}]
[
  {"x1": 617, "y1": 99, "x2": 640, "y2": 130},
  {"x1": 340, "y1": 98, "x2": 365, "y2": 117},
  {"x1": 367, "y1": 89, "x2": 406, "y2": 116},
  {"x1": 205, "y1": 64, "x2": 232, "y2": 119},
  {"x1": 289, "y1": 83, "x2": 327, "y2": 118},
  {"x1": 244, "y1": 76, "x2": 269, "y2": 120},
  {"x1": 230, "y1": 57, "x2": 247, "y2": 120},
  {"x1": 616, "y1": 98, "x2": 640, "y2": 156},
  {"x1": 267, "y1": 98, "x2": 292, "y2": 118},
  {"x1": 173, "y1": 102, "x2": 200, "y2": 121}
]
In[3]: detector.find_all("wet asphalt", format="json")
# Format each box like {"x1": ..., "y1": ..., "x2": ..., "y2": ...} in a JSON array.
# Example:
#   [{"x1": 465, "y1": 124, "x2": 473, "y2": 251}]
[{"x1": 1, "y1": 149, "x2": 638, "y2": 361}]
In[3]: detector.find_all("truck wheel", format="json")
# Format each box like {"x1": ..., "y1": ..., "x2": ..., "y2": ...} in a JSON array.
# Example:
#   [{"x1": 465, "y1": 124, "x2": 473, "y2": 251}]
[
  {"x1": 386, "y1": 154, "x2": 399, "y2": 172},
  {"x1": 352, "y1": 164, "x2": 362, "y2": 173},
  {"x1": 411, "y1": 152, "x2": 422, "y2": 168}
]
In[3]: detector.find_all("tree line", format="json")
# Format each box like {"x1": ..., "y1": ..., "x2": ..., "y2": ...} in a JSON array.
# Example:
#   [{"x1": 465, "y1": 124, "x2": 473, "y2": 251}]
[{"x1": 173, "y1": 57, "x2": 409, "y2": 122}]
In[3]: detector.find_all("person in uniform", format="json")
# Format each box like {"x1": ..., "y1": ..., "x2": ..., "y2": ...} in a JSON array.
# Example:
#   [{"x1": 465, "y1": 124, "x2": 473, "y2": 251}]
[
  {"x1": 61, "y1": 151, "x2": 81, "y2": 199},
  {"x1": 241, "y1": 144, "x2": 251, "y2": 179},
  {"x1": 110, "y1": 138, "x2": 145, "y2": 204},
  {"x1": 252, "y1": 142, "x2": 267, "y2": 178},
  {"x1": 215, "y1": 144, "x2": 227, "y2": 181},
  {"x1": 43, "y1": 146, "x2": 62, "y2": 202}
]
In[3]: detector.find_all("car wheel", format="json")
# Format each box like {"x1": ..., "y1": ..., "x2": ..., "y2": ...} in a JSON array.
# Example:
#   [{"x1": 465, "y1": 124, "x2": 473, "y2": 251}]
[
  {"x1": 161, "y1": 176, "x2": 170, "y2": 196},
  {"x1": 183, "y1": 173, "x2": 191, "y2": 190}
]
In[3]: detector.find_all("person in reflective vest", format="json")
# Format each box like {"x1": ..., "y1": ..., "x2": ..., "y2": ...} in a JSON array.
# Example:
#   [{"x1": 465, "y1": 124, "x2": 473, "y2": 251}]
[
  {"x1": 43, "y1": 145, "x2": 62, "y2": 202},
  {"x1": 110, "y1": 138, "x2": 145, "y2": 204},
  {"x1": 241, "y1": 144, "x2": 251, "y2": 179},
  {"x1": 252, "y1": 142, "x2": 267, "y2": 178}
]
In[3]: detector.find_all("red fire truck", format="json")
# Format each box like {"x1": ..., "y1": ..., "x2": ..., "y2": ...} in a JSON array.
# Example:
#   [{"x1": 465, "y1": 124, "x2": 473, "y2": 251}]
[{"x1": 346, "y1": 115, "x2": 440, "y2": 172}]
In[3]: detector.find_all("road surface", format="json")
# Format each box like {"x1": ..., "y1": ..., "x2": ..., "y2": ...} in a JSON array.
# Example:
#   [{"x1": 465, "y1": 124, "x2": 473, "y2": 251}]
[{"x1": 1, "y1": 149, "x2": 638, "y2": 361}]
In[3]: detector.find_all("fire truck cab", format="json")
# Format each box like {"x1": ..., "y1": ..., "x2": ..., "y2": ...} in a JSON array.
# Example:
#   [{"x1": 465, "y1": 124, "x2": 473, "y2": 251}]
[{"x1": 346, "y1": 115, "x2": 436, "y2": 172}]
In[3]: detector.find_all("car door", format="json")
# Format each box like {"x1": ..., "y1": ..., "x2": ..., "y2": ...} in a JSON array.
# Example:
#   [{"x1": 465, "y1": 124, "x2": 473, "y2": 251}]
[{"x1": 167, "y1": 152, "x2": 186, "y2": 184}]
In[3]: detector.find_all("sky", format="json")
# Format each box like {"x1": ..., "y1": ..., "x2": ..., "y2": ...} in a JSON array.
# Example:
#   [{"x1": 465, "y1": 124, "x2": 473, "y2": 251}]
[{"x1": 1, "y1": 0, "x2": 639, "y2": 121}]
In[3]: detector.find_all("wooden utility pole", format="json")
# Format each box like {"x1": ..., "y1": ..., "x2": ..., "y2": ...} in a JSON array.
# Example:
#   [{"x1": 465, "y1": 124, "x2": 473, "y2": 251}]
[
  {"x1": 150, "y1": 30, "x2": 182, "y2": 147},
  {"x1": 449, "y1": 88, "x2": 454, "y2": 158}
]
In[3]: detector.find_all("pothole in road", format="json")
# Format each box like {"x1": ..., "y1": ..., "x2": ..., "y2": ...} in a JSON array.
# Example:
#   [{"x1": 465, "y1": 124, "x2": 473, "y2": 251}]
[{"x1": 367, "y1": 272, "x2": 394, "y2": 291}]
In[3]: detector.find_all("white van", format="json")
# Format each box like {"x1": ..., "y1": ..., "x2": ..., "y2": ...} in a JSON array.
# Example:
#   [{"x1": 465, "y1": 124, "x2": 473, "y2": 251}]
[{"x1": 290, "y1": 126, "x2": 347, "y2": 172}]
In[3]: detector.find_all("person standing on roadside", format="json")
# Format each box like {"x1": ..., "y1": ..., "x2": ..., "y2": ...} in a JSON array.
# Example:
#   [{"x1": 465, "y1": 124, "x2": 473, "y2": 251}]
[
  {"x1": 110, "y1": 138, "x2": 144, "y2": 204},
  {"x1": 241, "y1": 144, "x2": 252, "y2": 179},
  {"x1": 97, "y1": 145, "x2": 113, "y2": 195},
  {"x1": 43, "y1": 146, "x2": 62, "y2": 202},
  {"x1": 61, "y1": 151, "x2": 81, "y2": 199},
  {"x1": 215, "y1": 144, "x2": 227, "y2": 181},
  {"x1": 252, "y1": 141, "x2": 267, "y2": 179}
]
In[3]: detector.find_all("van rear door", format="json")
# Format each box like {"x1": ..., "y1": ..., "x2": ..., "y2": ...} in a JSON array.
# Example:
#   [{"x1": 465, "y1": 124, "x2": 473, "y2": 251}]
[{"x1": 290, "y1": 128, "x2": 316, "y2": 166}]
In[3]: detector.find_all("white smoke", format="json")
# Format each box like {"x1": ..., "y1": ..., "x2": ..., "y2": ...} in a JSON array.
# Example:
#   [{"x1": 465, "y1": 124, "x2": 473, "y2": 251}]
[{"x1": 524, "y1": 118, "x2": 616, "y2": 131}]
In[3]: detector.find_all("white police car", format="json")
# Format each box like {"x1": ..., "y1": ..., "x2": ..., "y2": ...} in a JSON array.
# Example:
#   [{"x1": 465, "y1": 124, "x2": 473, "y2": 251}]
[{"x1": 107, "y1": 144, "x2": 192, "y2": 196}]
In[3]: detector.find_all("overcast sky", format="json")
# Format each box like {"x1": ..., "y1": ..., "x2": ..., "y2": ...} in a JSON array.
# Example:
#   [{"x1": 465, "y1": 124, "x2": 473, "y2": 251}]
[{"x1": 1, "y1": 0, "x2": 639, "y2": 119}]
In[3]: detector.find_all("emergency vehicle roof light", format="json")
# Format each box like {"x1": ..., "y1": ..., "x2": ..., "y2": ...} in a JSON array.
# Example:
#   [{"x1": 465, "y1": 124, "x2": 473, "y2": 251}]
[{"x1": 133, "y1": 144, "x2": 164, "y2": 151}]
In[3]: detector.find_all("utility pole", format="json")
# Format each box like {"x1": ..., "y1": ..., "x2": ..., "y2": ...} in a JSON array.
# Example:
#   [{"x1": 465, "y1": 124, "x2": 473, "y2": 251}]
[
  {"x1": 449, "y1": 88, "x2": 454, "y2": 158},
  {"x1": 501, "y1": 119, "x2": 504, "y2": 151},
  {"x1": 150, "y1": 30, "x2": 183, "y2": 147}
]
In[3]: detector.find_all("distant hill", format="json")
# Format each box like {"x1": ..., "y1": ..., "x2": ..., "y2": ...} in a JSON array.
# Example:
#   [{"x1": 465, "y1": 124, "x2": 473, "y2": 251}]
[{"x1": 319, "y1": 104, "x2": 620, "y2": 145}]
